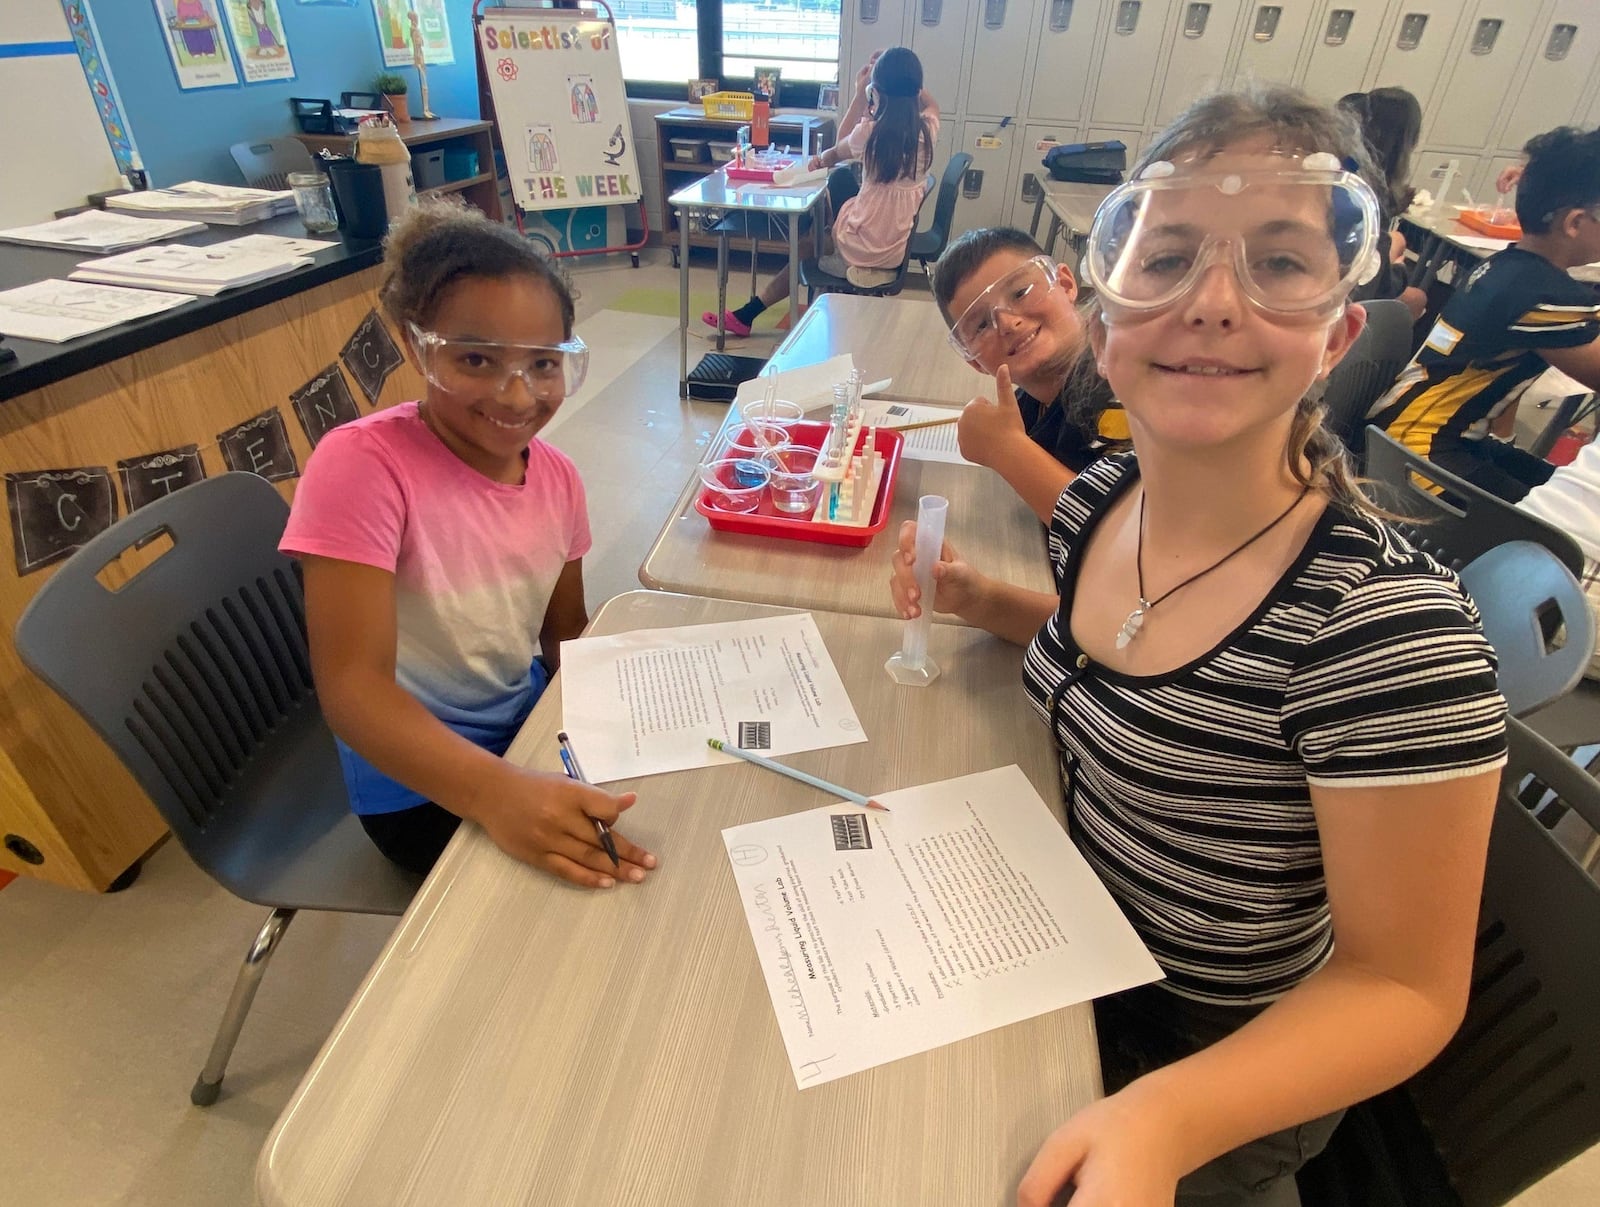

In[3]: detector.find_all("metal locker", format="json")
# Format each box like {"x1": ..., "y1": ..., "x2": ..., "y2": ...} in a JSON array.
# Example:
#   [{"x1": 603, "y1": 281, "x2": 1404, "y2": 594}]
[
  {"x1": 1299, "y1": 0, "x2": 1390, "y2": 103},
  {"x1": 1026, "y1": 0, "x2": 1110, "y2": 122},
  {"x1": 968, "y1": 0, "x2": 1041, "y2": 116},
  {"x1": 1090, "y1": 0, "x2": 1178, "y2": 127},
  {"x1": 1230, "y1": 1, "x2": 1320, "y2": 88},
  {"x1": 951, "y1": 118, "x2": 1026, "y2": 236},
  {"x1": 1368, "y1": 0, "x2": 1471, "y2": 112},
  {"x1": 1411, "y1": 147, "x2": 1481, "y2": 207},
  {"x1": 841, "y1": 0, "x2": 913, "y2": 105},
  {"x1": 1011, "y1": 122, "x2": 1087, "y2": 229},
  {"x1": 911, "y1": 0, "x2": 977, "y2": 118},
  {"x1": 1426, "y1": 3, "x2": 1541, "y2": 150},
  {"x1": 1498, "y1": 0, "x2": 1598, "y2": 154},
  {"x1": 1157, "y1": 0, "x2": 1248, "y2": 123}
]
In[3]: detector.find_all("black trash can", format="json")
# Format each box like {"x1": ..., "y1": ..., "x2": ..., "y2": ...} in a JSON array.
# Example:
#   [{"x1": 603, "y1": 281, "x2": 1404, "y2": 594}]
[{"x1": 325, "y1": 159, "x2": 388, "y2": 239}]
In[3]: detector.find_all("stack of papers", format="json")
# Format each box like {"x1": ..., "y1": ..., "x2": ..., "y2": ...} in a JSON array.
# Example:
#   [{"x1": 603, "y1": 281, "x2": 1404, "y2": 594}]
[
  {"x1": 105, "y1": 181, "x2": 295, "y2": 226},
  {"x1": 0, "y1": 211, "x2": 207, "y2": 253},
  {"x1": 0, "y1": 280, "x2": 192, "y2": 343},
  {"x1": 69, "y1": 239, "x2": 313, "y2": 296}
]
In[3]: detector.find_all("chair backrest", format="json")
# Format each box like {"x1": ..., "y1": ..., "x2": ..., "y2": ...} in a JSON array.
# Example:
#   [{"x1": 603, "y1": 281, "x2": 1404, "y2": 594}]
[
  {"x1": 15, "y1": 473, "x2": 318, "y2": 857},
  {"x1": 1406, "y1": 717, "x2": 1600, "y2": 1206},
  {"x1": 1364, "y1": 426, "x2": 1586, "y2": 577},
  {"x1": 906, "y1": 151, "x2": 974, "y2": 268},
  {"x1": 1459, "y1": 541, "x2": 1597, "y2": 716},
  {"x1": 229, "y1": 137, "x2": 316, "y2": 190},
  {"x1": 1322, "y1": 299, "x2": 1414, "y2": 454}
]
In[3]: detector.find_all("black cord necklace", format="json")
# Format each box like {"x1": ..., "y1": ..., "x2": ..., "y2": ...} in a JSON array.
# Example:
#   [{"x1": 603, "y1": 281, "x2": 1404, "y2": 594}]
[{"x1": 1116, "y1": 485, "x2": 1312, "y2": 650}]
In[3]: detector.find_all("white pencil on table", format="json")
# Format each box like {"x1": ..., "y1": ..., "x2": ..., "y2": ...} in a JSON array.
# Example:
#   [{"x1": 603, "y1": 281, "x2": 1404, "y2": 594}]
[{"x1": 707, "y1": 738, "x2": 890, "y2": 812}]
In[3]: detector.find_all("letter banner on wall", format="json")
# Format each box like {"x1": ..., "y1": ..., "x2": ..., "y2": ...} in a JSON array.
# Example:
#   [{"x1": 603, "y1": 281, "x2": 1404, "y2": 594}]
[{"x1": 478, "y1": 8, "x2": 641, "y2": 214}]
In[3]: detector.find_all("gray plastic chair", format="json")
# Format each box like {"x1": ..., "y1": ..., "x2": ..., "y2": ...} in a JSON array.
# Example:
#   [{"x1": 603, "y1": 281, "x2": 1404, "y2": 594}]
[
  {"x1": 1403, "y1": 717, "x2": 1600, "y2": 1205},
  {"x1": 13, "y1": 472, "x2": 420, "y2": 1106},
  {"x1": 1459, "y1": 541, "x2": 1596, "y2": 717},
  {"x1": 905, "y1": 151, "x2": 973, "y2": 274},
  {"x1": 1322, "y1": 299, "x2": 1414, "y2": 455},
  {"x1": 1364, "y1": 426, "x2": 1586, "y2": 577},
  {"x1": 229, "y1": 137, "x2": 316, "y2": 190}
]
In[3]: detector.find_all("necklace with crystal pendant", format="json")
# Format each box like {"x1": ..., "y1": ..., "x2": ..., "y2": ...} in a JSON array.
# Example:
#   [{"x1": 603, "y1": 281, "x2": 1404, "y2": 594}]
[{"x1": 1117, "y1": 484, "x2": 1310, "y2": 650}]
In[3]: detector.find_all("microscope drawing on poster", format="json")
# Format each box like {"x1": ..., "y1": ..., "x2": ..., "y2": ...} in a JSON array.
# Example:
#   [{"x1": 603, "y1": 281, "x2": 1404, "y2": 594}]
[
  {"x1": 568, "y1": 75, "x2": 599, "y2": 123},
  {"x1": 526, "y1": 125, "x2": 560, "y2": 173}
]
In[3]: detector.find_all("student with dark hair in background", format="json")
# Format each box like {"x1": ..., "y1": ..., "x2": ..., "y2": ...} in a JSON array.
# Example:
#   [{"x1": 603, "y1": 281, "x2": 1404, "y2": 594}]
[
  {"x1": 1339, "y1": 87, "x2": 1429, "y2": 318},
  {"x1": 1369, "y1": 124, "x2": 1600, "y2": 502}
]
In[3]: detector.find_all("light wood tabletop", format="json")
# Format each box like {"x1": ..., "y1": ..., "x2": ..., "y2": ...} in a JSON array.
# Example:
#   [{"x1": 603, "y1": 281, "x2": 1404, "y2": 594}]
[
  {"x1": 638, "y1": 440, "x2": 1054, "y2": 623},
  {"x1": 257, "y1": 591, "x2": 1098, "y2": 1207},
  {"x1": 769, "y1": 294, "x2": 992, "y2": 406}
]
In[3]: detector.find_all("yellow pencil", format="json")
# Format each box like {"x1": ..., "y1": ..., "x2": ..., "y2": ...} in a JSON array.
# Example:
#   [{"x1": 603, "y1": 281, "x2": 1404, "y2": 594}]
[{"x1": 891, "y1": 415, "x2": 960, "y2": 433}]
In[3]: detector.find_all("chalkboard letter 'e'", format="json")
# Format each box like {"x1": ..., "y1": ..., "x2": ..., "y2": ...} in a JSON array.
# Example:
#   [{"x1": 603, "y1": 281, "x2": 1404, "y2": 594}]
[
  {"x1": 217, "y1": 409, "x2": 300, "y2": 483},
  {"x1": 6, "y1": 466, "x2": 118, "y2": 576}
]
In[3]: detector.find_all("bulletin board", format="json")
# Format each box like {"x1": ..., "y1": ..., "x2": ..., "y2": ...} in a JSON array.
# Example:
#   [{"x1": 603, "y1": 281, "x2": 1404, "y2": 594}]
[{"x1": 475, "y1": 3, "x2": 642, "y2": 216}]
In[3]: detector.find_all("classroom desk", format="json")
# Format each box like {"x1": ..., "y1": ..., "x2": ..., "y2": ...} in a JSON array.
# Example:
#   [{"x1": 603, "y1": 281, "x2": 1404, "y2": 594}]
[
  {"x1": 257, "y1": 590, "x2": 1098, "y2": 1207},
  {"x1": 1027, "y1": 180, "x2": 1114, "y2": 262},
  {"x1": 639, "y1": 426, "x2": 1053, "y2": 620},
  {"x1": 671, "y1": 169, "x2": 830, "y2": 395},
  {"x1": 1398, "y1": 208, "x2": 1504, "y2": 293},
  {"x1": 0, "y1": 216, "x2": 421, "y2": 892},
  {"x1": 767, "y1": 293, "x2": 990, "y2": 406}
]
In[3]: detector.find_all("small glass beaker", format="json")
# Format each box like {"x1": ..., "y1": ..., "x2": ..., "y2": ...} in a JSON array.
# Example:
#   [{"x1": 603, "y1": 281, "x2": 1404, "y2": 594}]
[
  {"x1": 700, "y1": 458, "x2": 769, "y2": 513},
  {"x1": 740, "y1": 397, "x2": 804, "y2": 430},
  {"x1": 767, "y1": 446, "x2": 822, "y2": 515},
  {"x1": 287, "y1": 170, "x2": 339, "y2": 234}
]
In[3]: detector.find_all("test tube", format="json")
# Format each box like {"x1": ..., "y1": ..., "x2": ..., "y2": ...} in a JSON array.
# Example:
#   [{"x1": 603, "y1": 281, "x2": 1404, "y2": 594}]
[{"x1": 885, "y1": 494, "x2": 948, "y2": 686}]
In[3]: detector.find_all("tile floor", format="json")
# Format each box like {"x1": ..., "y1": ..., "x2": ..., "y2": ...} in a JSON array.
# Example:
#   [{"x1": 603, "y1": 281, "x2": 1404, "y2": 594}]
[{"x1": 0, "y1": 251, "x2": 1595, "y2": 1205}]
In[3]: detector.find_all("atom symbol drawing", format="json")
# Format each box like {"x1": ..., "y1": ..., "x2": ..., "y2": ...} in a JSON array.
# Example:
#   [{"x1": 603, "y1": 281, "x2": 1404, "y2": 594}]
[{"x1": 497, "y1": 58, "x2": 518, "y2": 82}]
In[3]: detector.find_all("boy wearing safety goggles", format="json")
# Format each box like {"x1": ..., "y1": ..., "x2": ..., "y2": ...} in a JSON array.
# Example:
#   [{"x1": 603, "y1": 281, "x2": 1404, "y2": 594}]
[
  {"x1": 892, "y1": 88, "x2": 1504, "y2": 1207},
  {"x1": 933, "y1": 228, "x2": 1125, "y2": 523},
  {"x1": 1369, "y1": 124, "x2": 1600, "y2": 502},
  {"x1": 281, "y1": 198, "x2": 655, "y2": 888}
]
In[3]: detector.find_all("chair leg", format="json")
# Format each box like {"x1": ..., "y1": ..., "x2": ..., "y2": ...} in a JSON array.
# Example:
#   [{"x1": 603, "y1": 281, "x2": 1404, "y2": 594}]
[{"x1": 190, "y1": 907, "x2": 295, "y2": 1106}]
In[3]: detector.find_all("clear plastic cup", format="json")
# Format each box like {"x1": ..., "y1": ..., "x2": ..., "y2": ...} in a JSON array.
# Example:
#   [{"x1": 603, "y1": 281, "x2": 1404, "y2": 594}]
[
  {"x1": 740, "y1": 397, "x2": 804, "y2": 429},
  {"x1": 700, "y1": 457, "x2": 769, "y2": 513},
  {"x1": 767, "y1": 446, "x2": 822, "y2": 514},
  {"x1": 727, "y1": 420, "x2": 790, "y2": 459},
  {"x1": 287, "y1": 170, "x2": 339, "y2": 234}
]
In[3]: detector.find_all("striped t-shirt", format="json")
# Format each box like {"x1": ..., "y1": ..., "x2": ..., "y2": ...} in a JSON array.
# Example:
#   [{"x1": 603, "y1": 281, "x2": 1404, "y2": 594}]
[{"x1": 1024, "y1": 456, "x2": 1507, "y2": 1005}]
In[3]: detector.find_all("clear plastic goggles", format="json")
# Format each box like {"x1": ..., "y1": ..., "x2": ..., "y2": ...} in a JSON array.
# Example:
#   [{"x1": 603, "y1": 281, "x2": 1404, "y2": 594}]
[
  {"x1": 946, "y1": 255, "x2": 1062, "y2": 359},
  {"x1": 407, "y1": 323, "x2": 590, "y2": 397},
  {"x1": 1081, "y1": 152, "x2": 1381, "y2": 324}
]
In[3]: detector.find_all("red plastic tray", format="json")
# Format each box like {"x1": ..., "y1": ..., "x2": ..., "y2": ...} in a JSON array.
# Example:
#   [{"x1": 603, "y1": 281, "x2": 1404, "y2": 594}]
[
  {"x1": 725, "y1": 156, "x2": 797, "y2": 182},
  {"x1": 695, "y1": 421, "x2": 904, "y2": 547}
]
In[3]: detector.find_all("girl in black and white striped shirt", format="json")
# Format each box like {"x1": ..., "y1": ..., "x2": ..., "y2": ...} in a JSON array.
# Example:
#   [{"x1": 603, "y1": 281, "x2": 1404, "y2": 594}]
[{"x1": 891, "y1": 87, "x2": 1505, "y2": 1207}]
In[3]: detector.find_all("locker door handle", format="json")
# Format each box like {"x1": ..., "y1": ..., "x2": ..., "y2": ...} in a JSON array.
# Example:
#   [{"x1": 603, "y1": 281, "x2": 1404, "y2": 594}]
[
  {"x1": 1324, "y1": 8, "x2": 1353, "y2": 46},
  {"x1": 922, "y1": 0, "x2": 942, "y2": 26},
  {"x1": 1253, "y1": 5, "x2": 1280, "y2": 42},
  {"x1": 984, "y1": 0, "x2": 1006, "y2": 29},
  {"x1": 963, "y1": 168, "x2": 984, "y2": 199},
  {"x1": 1470, "y1": 18, "x2": 1501, "y2": 55},
  {"x1": 1396, "y1": 12, "x2": 1428, "y2": 51},
  {"x1": 859, "y1": 0, "x2": 879, "y2": 22},
  {"x1": 1184, "y1": 3, "x2": 1211, "y2": 38},
  {"x1": 1546, "y1": 23, "x2": 1577, "y2": 61},
  {"x1": 1115, "y1": 1, "x2": 1140, "y2": 36},
  {"x1": 1049, "y1": 0, "x2": 1073, "y2": 32},
  {"x1": 1022, "y1": 173, "x2": 1042, "y2": 203}
]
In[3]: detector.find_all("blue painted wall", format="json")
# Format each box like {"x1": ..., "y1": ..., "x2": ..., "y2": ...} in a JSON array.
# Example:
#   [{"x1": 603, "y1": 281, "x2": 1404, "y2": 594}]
[{"x1": 88, "y1": 2, "x2": 484, "y2": 186}]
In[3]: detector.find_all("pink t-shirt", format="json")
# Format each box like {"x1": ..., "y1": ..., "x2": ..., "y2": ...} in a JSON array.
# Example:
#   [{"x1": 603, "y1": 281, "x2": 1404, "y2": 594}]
[
  {"x1": 280, "y1": 402, "x2": 591, "y2": 727},
  {"x1": 833, "y1": 109, "x2": 940, "y2": 268}
]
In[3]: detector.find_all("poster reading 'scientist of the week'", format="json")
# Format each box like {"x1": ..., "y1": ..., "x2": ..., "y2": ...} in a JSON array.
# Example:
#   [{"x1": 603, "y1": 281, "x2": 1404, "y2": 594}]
[{"x1": 478, "y1": 9, "x2": 642, "y2": 214}]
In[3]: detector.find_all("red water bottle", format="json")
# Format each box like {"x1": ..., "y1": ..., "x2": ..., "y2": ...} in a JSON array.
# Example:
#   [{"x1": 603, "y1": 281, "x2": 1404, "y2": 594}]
[{"x1": 751, "y1": 91, "x2": 771, "y2": 151}]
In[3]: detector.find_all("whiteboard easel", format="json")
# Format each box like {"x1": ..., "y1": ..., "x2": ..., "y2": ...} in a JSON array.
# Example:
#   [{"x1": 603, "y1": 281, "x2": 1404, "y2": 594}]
[{"x1": 473, "y1": 0, "x2": 648, "y2": 265}]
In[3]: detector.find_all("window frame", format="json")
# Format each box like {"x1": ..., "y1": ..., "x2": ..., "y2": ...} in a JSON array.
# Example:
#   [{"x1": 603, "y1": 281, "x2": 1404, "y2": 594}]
[{"x1": 618, "y1": 0, "x2": 836, "y2": 108}]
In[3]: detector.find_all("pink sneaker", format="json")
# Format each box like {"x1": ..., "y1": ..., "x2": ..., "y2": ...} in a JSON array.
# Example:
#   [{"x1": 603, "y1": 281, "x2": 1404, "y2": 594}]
[{"x1": 701, "y1": 309, "x2": 752, "y2": 337}]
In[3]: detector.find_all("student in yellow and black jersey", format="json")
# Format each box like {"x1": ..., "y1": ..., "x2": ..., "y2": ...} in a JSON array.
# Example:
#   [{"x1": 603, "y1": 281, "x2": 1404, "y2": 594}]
[
  {"x1": 932, "y1": 227, "x2": 1128, "y2": 524},
  {"x1": 1368, "y1": 125, "x2": 1600, "y2": 501}
]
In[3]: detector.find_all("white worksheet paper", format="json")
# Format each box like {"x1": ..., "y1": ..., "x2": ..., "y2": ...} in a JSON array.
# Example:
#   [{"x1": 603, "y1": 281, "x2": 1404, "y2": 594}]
[
  {"x1": 561, "y1": 613, "x2": 868, "y2": 783},
  {"x1": 0, "y1": 279, "x2": 192, "y2": 342},
  {"x1": 866, "y1": 400, "x2": 976, "y2": 465},
  {"x1": 722, "y1": 765, "x2": 1162, "y2": 1089}
]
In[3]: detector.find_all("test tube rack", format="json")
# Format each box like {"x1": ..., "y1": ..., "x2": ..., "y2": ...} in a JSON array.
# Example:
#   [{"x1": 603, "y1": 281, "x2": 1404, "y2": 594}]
[{"x1": 810, "y1": 440, "x2": 885, "y2": 527}]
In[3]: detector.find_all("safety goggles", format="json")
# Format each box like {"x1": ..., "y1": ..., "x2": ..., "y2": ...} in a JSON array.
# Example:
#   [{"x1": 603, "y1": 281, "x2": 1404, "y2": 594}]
[
  {"x1": 1081, "y1": 151, "x2": 1381, "y2": 325},
  {"x1": 946, "y1": 255, "x2": 1063, "y2": 360},
  {"x1": 407, "y1": 323, "x2": 590, "y2": 397}
]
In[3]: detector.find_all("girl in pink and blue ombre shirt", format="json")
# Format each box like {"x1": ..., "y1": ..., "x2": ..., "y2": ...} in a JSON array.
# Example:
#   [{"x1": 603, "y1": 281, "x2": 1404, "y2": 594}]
[{"x1": 279, "y1": 199, "x2": 654, "y2": 886}]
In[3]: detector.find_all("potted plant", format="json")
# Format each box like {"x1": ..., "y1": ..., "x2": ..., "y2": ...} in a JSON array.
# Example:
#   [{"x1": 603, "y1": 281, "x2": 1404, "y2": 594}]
[{"x1": 374, "y1": 72, "x2": 409, "y2": 123}]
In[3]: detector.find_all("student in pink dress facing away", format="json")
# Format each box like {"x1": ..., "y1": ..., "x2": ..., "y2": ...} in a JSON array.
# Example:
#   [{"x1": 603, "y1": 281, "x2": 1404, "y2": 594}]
[
  {"x1": 280, "y1": 198, "x2": 657, "y2": 884},
  {"x1": 704, "y1": 46, "x2": 941, "y2": 335}
]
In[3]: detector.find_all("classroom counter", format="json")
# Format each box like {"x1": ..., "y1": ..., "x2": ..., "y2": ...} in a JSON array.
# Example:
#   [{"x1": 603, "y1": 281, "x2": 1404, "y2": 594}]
[{"x1": 0, "y1": 214, "x2": 425, "y2": 892}]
